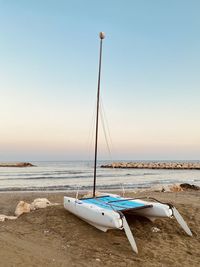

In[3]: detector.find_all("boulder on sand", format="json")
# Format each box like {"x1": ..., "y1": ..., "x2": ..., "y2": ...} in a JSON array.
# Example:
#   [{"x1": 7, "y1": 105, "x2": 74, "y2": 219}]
[
  {"x1": 151, "y1": 184, "x2": 183, "y2": 192},
  {"x1": 15, "y1": 201, "x2": 31, "y2": 217},
  {"x1": 169, "y1": 184, "x2": 183, "y2": 192},
  {"x1": 30, "y1": 198, "x2": 52, "y2": 210},
  {"x1": 2, "y1": 198, "x2": 58, "y2": 222}
]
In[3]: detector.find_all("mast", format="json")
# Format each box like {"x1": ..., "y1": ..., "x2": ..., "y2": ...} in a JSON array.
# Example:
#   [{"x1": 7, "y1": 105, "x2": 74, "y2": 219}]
[{"x1": 93, "y1": 32, "x2": 105, "y2": 197}]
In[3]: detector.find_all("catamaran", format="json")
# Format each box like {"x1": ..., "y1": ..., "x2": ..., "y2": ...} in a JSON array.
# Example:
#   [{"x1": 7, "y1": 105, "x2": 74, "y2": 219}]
[{"x1": 64, "y1": 32, "x2": 192, "y2": 254}]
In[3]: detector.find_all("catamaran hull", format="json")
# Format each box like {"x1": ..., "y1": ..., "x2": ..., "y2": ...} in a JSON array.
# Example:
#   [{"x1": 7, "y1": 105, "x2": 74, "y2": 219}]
[
  {"x1": 64, "y1": 196, "x2": 123, "y2": 232},
  {"x1": 129, "y1": 199, "x2": 173, "y2": 221},
  {"x1": 64, "y1": 195, "x2": 174, "y2": 233},
  {"x1": 64, "y1": 194, "x2": 192, "y2": 254}
]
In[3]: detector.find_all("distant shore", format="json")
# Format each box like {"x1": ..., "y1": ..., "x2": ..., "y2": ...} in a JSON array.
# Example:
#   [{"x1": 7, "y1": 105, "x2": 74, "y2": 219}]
[
  {"x1": 101, "y1": 162, "x2": 200, "y2": 169},
  {"x1": 0, "y1": 162, "x2": 35, "y2": 167}
]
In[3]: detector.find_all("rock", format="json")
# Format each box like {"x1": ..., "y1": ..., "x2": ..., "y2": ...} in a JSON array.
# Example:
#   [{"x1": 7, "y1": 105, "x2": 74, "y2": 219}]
[
  {"x1": 151, "y1": 184, "x2": 182, "y2": 192},
  {"x1": 101, "y1": 162, "x2": 200, "y2": 169},
  {"x1": 151, "y1": 227, "x2": 161, "y2": 233},
  {"x1": 180, "y1": 183, "x2": 200, "y2": 191},
  {"x1": 0, "y1": 162, "x2": 35, "y2": 167},
  {"x1": 15, "y1": 162, "x2": 35, "y2": 167},
  {"x1": 6, "y1": 198, "x2": 59, "y2": 220},
  {"x1": 30, "y1": 198, "x2": 51, "y2": 210},
  {"x1": 169, "y1": 184, "x2": 183, "y2": 192},
  {"x1": 0, "y1": 214, "x2": 18, "y2": 222},
  {"x1": 161, "y1": 185, "x2": 172, "y2": 192},
  {"x1": 15, "y1": 201, "x2": 31, "y2": 217}
]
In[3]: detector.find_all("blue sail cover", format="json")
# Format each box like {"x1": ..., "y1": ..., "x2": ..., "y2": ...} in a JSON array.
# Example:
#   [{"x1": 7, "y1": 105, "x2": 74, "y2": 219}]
[{"x1": 81, "y1": 195, "x2": 151, "y2": 211}]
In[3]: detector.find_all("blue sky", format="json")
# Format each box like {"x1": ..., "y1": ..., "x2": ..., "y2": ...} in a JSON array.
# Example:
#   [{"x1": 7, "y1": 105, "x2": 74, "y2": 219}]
[{"x1": 0, "y1": 0, "x2": 200, "y2": 160}]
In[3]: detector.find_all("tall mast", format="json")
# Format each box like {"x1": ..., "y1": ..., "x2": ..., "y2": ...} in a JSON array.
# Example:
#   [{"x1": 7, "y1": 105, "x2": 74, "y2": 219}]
[{"x1": 93, "y1": 32, "x2": 105, "y2": 197}]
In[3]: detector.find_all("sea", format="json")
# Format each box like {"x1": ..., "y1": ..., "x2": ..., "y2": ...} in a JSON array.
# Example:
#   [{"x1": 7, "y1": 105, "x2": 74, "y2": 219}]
[{"x1": 0, "y1": 161, "x2": 200, "y2": 192}]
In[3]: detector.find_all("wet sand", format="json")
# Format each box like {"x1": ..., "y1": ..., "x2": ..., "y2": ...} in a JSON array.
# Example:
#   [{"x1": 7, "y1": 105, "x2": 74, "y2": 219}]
[{"x1": 0, "y1": 190, "x2": 199, "y2": 267}]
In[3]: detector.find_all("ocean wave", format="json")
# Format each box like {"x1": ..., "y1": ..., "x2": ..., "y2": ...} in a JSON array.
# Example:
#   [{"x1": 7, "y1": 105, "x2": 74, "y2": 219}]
[{"x1": 0, "y1": 183, "x2": 150, "y2": 192}]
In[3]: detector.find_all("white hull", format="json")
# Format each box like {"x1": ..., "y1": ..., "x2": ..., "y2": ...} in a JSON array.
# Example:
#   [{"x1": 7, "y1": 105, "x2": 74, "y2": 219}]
[
  {"x1": 129, "y1": 199, "x2": 172, "y2": 221},
  {"x1": 64, "y1": 193, "x2": 192, "y2": 253},
  {"x1": 64, "y1": 194, "x2": 173, "y2": 225},
  {"x1": 64, "y1": 196, "x2": 123, "y2": 232}
]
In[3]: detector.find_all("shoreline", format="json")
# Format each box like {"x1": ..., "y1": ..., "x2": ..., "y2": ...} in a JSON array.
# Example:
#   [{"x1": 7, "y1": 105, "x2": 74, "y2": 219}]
[{"x1": 0, "y1": 182, "x2": 199, "y2": 194}]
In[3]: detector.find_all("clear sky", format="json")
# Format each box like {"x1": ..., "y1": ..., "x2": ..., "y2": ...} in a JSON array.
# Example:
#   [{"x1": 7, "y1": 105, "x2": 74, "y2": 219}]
[{"x1": 0, "y1": 0, "x2": 200, "y2": 161}]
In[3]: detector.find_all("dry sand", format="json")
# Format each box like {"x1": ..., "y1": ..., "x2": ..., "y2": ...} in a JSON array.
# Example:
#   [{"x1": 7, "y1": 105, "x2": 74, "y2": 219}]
[{"x1": 0, "y1": 190, "x2": 199, "y2": 267}]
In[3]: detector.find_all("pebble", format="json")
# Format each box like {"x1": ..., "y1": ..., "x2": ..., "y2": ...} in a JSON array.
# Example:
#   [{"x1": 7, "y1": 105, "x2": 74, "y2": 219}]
[{"x1": 151, "y1": 227, "x2": 161, "y2": 233}]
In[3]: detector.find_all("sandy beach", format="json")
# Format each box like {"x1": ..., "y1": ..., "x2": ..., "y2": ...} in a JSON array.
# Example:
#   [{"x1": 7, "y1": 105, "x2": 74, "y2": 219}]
[{"x1": 0, "y1": 190, "x2": 199, "y2": 267}]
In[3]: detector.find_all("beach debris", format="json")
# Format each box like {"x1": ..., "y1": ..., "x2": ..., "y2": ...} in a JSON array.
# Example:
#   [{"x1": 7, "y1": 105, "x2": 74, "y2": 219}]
[
  {"x1": 30, "y1": 198, "x2": 52, "y2": 210},
  {"x1": 0, "y1": 214, "x2": 17, "y2": 222},
  {"x1": 151, "y1": 184, "x2": 183, "y2": 193},
  {"x1": 96, "y1": 258, "x2": 101, "y2": 262},
  {"x1": 15, "y1": 201, "x2": 31, "y2": 217},
  {"x1": 151, "y1": 227, "x2": 161, "y2": 233},
  {"x1": 180, "y1": 183, "x2": 200, "y2": 191},
  {"x1": 44, "y1": 230, "x2": 50, "y2": 235}
]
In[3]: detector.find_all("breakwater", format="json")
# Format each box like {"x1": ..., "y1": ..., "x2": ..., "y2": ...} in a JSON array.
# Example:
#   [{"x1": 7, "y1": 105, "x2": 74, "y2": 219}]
[
  {"x1": 101, "y1": 162, "x2": 200, "y2": 169},
  {"x1": 0, "y1": 162, "x2": 35, "y2": 167}
]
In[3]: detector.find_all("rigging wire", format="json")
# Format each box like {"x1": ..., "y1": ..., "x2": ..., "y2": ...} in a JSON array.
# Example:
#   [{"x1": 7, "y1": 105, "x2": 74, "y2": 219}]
[
  {"x1": 100, "y1": 96, "x2": 114, "y2": 151},
  {"x1": 86, "y1": 97, "x2": 113, "y2": 162},
  {"x1": 99, "y1": 98, "x2": 113, "y2": 160},
  {"x1": 85, "y1": 103, "x2": 96, "y2": 162}
]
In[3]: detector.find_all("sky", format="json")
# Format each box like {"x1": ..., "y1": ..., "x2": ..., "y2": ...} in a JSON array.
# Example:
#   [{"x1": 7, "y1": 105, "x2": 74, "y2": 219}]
[{"x1": 0, "y1": 0, "x2": 200, "y2": 161}]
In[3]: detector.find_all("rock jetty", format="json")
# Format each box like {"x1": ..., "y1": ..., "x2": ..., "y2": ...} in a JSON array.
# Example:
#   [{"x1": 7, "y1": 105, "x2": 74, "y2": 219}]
[
  {"x1": 0, "y1": 162, "x2": 35, "y2": 167},
  {"x1": 101, "y1": 162, "x2": 200, "y2": 169}
]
